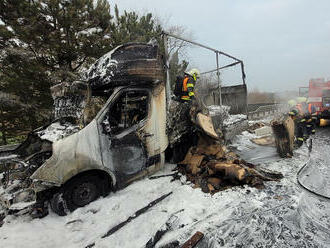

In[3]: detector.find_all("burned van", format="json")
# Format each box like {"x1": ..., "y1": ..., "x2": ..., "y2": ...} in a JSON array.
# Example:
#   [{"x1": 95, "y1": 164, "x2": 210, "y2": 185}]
[
  {"x1": 0, "y1": 43, "x2": 168, "y2": 215},
  {"x1": 33, "y1": 85, "x2": 167, "y2": 215}
]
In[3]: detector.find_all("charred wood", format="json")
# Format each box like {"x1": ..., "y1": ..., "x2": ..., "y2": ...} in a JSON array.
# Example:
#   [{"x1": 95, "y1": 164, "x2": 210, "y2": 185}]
[
  {"x1": 181, "y1": 231, "x2": 204, "y2": 248},
  {"x1": 149, "y1": 172, "x2": 179, "y2": 180},
  {"x1": 145, "y1": 209, "x2": 184, "y2": 248},
  {"x1": 177, "y1": 133, "x2": 282, "y2": 193}
]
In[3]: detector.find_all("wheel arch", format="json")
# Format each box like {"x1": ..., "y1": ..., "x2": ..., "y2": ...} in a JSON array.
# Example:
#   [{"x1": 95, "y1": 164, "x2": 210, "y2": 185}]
[{"x1": 62, "y1": 169, "x2": 115, "y2": 195}]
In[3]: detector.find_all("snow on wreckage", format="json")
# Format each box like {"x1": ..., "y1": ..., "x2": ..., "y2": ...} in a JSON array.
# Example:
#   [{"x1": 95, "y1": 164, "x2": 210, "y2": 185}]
[{"x1": 0, "y1": 41, "x2": 281, "y2": 226}]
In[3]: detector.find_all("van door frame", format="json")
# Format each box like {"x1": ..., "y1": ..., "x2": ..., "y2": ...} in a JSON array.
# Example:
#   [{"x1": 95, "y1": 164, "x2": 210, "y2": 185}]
[{"x1": 96, "y1": 87, "x2": 153, "y2": 185}]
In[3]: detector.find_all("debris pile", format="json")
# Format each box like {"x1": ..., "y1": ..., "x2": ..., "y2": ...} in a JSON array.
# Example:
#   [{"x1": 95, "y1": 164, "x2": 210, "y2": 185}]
[
  {"x1": 166, "y1": 100, "x2": 196, "y2": 146},
  {"x1": 207, "y1": 105, "x2": 230, "y2": 130},
  {"x1": 206, "y1": 105, "x2": 249, "y2": 142},
  {"x1": 177, "y1": 134, "x2": 283, "y2": 193},
  {"x1": 247, "y1": 122, "x2": 266, "y2": 133},
  {"x1": 271, "y1": 115, "x2": 295, "y2": 157}
]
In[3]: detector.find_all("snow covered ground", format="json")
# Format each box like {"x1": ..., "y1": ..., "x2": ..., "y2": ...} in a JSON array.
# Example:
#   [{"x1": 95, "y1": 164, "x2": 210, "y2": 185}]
[{"x1": 1, "y1": 128, "x2": 330, "y2": 248}]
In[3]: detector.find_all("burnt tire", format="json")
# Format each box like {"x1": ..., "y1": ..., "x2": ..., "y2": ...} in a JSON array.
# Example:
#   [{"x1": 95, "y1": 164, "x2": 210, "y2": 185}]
[
  {"x1": 50, "y1": 175, "x2": 102, "y2": 216},
  {"x1": 50, "y1": 192, "x2": 67, "y2": 216}
]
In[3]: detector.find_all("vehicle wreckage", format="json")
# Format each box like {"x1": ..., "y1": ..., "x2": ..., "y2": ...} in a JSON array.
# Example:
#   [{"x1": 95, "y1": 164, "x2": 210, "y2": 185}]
[{"x1": 0, "y1": 42, "x2": 282, "y2": 218}]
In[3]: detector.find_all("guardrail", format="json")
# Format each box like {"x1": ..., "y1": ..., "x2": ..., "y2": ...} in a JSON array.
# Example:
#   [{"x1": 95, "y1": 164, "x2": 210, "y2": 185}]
[{"x1": 248, "y1": 103, "x2": 287, "y2": 120}]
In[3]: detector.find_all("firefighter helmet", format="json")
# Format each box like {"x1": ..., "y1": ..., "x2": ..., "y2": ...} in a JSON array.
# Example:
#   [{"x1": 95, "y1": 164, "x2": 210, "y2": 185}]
[
  {"x1": 188, "y1": 68, "x2": 200, "y2": 79},
  {"x1": 288, "y1": 109, "x2": 299, "y2": 116},
  {"x1": 296, "y1": 97, "x2": 307, "y2": 103},
  {"x1": 288, "y1": 99, "x2": 297, "y2": 107}
]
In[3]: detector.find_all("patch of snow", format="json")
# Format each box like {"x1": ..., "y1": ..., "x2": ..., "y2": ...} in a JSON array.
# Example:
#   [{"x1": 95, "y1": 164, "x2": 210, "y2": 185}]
[
  {"x1": 208, "y1": 105, "x2": 230, "y2": 119},
  {"x1": 223, "y1": 114, "x2": 247, "y2": 126},
  {"x1": 254, "y1": 125, "x2": 273, "y2": 137},
  {"x1": 0, "y1": 165, "x2": 258, "y2": 248},
  {"x1": 6, "y1": 26, "x2": 14, "y2": 32},
  {"x1": 43, "y1": 15, "x2": 53, "y2": 22},
  {"x1": 37, "y1": 122, "x2": 79, "y2": 142},
  {"x1": 86, "y1": 47, "x2": 118, "y2": 80},
  {"x1": 231, "y1": 131, "x2": 259, "y2": 151},
  {"x1": 40, "y1": 2, "x2": 48, "y2": 8},
  {"x1": 0, "y1": 154, "x2": 18, "y2": 162},
  {"x1": 9, "y1": 38, "x2": 24, "y2": 47},
  {"x1": 9, "y1": 201, "x2": 35, "y2": 211},
  {"x1": 78, "y1": 27, "x2": 102, "y2": 36},
  {"x1": 92, "y1": 0, "x2": 98, "y2": 8},
  {"x1": 17, "y1": 18, "x2": 24, "y2": 24}
]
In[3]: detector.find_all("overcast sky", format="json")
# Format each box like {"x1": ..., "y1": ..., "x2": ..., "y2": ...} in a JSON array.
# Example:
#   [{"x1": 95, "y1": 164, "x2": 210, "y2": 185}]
[{"x1": 110, "y1": 0, "x2": 330, "y2": 92}]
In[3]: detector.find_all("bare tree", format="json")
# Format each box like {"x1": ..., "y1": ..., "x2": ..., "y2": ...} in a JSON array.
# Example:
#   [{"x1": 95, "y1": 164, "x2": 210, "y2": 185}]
[{"x1": 166, "y1": 25, "x2": 194, "y2": 59}]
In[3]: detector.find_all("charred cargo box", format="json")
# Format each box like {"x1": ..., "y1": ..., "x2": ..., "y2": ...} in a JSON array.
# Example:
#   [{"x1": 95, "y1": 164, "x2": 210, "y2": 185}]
[{"x1": 87, "y1": 43, "x2": 164, "y2": 92}]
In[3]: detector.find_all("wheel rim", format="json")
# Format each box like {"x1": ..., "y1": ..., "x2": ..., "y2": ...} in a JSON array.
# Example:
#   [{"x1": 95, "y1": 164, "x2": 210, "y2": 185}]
[{"x1": 72, "y1": 182, "x2": 98, "y2": 207}]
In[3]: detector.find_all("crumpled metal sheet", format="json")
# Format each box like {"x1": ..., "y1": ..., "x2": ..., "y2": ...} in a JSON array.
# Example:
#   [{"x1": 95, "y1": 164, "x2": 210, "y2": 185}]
[
  {"x1": 31, "y1": 120, "x2": 110, "y2": 186},
  {"x1": 166, "y1": 101, "x2": 196, "y2": 146}
]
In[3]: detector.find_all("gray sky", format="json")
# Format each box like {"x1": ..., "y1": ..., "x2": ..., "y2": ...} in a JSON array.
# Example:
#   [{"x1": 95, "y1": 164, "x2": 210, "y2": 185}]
[{"x1": 109, "y1": 0, "x2": 330, "y2": 92}]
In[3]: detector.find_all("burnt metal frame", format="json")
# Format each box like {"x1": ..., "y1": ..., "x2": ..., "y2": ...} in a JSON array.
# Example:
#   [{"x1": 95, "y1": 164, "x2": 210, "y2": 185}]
[{"x1": 162, "y1": 31, "x2": 246, "y2": 106}]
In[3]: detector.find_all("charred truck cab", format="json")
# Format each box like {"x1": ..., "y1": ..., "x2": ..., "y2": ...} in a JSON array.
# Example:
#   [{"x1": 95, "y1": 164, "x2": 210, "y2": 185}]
[
  {"x1": 0, "y1": 43, "x2": 168, "y2": 215},
  {"x1": 32, "y1": 84, "x2": 167, "y2": 215},
  {"x1": 35, "y1": 43, "x2": 167, "y2": 215}
]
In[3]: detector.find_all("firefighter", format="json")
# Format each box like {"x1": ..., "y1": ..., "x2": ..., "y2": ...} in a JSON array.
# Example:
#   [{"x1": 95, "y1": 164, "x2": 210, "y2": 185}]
[
  {"x1": 179, "y1": 68, "x2": 200, "y2": 102},
  {"x1": 295, "y1": 97, "x2": 309, "y2": 143},
  {"x1": 288, "y1": 100, "x2": 304, "y2": 147},
  {"x1": 172, "y1": 69, "x2": 200, "y2": 142},
  {"x1": 307, "y1": 102, "x2": 317, "y2": 135}
]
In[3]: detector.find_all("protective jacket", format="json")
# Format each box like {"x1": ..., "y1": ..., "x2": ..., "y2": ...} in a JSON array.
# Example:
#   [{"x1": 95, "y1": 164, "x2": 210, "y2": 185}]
[
  {"x1": 307, "y1": 103, "x2": 317, "y2": 135},
  {"x1": 290, "y1": 105, "x2": 307, "y2": 144},
  {"x1": 181, "y1": 75, "x2": 196, "y2": 101}
]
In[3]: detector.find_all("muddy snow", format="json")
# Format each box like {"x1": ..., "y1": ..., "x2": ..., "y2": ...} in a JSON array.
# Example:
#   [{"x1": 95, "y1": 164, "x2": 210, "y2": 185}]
[{"x1": 1, "y1": 128, "x2": 330, "y2": 247}]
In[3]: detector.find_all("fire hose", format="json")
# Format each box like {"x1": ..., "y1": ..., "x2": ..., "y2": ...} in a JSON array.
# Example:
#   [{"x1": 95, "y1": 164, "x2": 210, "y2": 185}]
[{"x1": 296, "y1": 138, "x2": 330, "y2": 200}]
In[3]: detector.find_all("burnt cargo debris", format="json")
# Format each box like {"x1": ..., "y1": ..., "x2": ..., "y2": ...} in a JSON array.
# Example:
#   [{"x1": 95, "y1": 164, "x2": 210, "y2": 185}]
[
  {"x1": 176, "y1": 133, "x2": 283, "y2": 193},
  {"x1": 271, "y1": 115, "x2": 295, "y2": 158}
]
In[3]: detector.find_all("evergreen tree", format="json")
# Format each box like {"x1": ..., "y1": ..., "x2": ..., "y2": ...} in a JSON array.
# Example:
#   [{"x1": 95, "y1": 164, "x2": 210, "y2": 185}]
[
  {"x1": 110, "y1": 5, "x2": 162, "y2": 47},
  {"x1": 0, "y1": 0, "x2": 114, "y2": 144},
  {"x1": 0, "y1": 0, "x2": 113, "y2": 83},
  {"x1": 0, "y1": 1, "x2": 167, "y2": 144}
]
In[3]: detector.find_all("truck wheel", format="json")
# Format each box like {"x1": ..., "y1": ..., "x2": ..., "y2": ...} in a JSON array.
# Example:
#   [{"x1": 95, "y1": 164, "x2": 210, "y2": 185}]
[{"x1": 50, "y1": 175, "x2": 101, "y2": 216}]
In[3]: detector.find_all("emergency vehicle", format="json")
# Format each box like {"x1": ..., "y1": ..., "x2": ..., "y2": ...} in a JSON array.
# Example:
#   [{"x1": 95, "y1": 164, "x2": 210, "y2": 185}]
[{"x1": 307, "y1": 78, "x2": 330, "y2": 119}]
